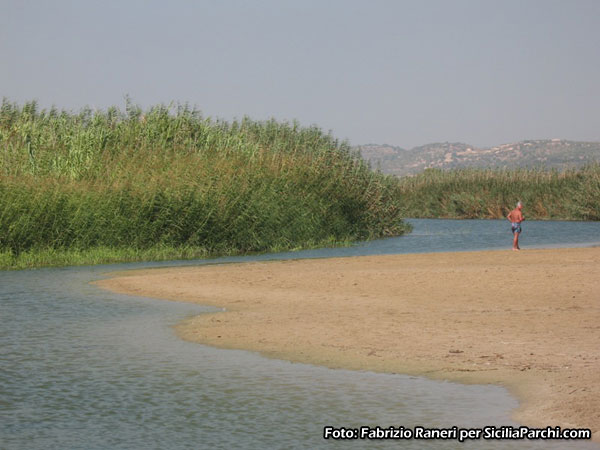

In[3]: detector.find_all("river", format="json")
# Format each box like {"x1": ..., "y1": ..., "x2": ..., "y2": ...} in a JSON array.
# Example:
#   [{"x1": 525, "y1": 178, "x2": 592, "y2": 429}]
[{"x1": 1, "y1": 219, "x2": 599, "y2": 449}]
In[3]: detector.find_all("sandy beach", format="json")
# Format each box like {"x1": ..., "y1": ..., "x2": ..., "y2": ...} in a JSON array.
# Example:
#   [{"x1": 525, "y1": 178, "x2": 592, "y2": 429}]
[{"x1": 95, "y1": 247, "x2": 600, "y2": 440}]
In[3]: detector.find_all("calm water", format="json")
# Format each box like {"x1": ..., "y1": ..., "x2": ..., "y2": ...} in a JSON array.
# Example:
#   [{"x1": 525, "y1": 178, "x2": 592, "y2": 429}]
[{"x1": 1, "y1": 219, "x2": 599, "y2": 449}]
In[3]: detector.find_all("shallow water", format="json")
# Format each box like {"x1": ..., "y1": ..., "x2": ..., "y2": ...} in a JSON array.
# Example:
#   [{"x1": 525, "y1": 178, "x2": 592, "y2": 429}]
[{"x1": 1, "y1": 219, "x2": 599, "y2": 449}]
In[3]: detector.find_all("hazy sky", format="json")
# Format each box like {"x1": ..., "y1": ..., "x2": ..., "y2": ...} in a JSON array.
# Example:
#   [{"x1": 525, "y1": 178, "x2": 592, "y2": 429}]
[{"x1": 2, "y1": 0, "x2": 599, "y2": 148}]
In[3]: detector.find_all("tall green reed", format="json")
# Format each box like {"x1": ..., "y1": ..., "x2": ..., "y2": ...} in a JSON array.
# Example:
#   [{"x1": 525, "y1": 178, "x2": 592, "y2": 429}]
[
  {"x1": 396, "y1": 166, "x2": 600, "y2": 220},
  {"x1": 0, "y1": 100, "x2": 410, "y2": 267}
]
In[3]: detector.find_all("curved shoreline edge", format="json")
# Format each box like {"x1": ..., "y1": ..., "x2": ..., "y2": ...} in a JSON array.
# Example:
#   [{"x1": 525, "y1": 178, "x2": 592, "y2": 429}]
[{"x1": 93, "y1": 247, "x2": 600, "y2": 442}]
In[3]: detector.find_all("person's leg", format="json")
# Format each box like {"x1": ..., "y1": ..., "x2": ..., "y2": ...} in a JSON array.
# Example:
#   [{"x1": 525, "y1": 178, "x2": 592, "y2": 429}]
[{"x1": 513, "y1": 231, "x2": 520, "y2": 250}]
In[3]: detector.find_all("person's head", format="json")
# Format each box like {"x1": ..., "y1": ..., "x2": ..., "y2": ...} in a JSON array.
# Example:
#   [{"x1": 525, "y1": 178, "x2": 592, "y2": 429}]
[{"x1": 517, "y1": 201, "x2": 523, "y2": 210}]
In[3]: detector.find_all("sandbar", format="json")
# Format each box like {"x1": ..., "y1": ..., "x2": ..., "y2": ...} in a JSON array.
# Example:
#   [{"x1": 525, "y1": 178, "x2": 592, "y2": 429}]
[{"x1": 94, "y1": 247, "x2": 600, "y2": 440}]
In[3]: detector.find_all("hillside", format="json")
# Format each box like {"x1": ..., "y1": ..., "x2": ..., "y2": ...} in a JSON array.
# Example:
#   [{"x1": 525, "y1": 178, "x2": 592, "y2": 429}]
[{"x1": 357, "y1": 140, "x2": 600, "y2": 176}]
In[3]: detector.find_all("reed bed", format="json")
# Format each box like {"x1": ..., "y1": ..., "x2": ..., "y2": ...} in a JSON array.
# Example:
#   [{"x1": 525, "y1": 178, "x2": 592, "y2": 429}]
[
  {"x1": 0, "y1": 100, "x2": 410, "y2": 269},
  {"x1": 2, "y1": 100, "x2": 598, "y2": 269},
  {"x1": 396, "y1": 166, "x2": 600, "y2": 220}
]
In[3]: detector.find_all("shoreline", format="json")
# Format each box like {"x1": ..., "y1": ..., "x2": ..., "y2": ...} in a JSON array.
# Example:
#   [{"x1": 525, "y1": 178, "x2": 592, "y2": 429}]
[{"x1": 94, "y1": 247, "x2": 600, "y2": 441}]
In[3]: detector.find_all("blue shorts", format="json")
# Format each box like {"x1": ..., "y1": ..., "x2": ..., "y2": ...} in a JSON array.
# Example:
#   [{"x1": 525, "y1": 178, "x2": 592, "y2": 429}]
[{"x1": 511, "y1": 222, "x2": 522, "y2": 234}]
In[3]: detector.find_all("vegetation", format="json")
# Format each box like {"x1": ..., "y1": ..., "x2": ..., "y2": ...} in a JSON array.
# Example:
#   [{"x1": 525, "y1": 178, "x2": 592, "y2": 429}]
[
  {"x1": 0, "y1": 100, "x2": 410, "y2": 269},
  {"x1": 2, "y1": 100, "x2": 598, "y2": 270},
  {"x1": 396, "y1": 166, "x2": 600, "y2": 220}
]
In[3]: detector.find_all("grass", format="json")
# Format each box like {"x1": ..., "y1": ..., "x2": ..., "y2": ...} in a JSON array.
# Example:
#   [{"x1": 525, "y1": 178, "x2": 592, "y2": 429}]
[
  {"x1": 0, "y1": 237, "x2": 357, "y2": 271},
  {"x1": 0, "y1": 99, "x2": 411, "y2": 269}
]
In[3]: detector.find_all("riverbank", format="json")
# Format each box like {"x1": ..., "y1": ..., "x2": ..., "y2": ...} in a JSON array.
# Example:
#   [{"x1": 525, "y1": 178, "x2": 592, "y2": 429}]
[
  {"x1": 95, "y1": 247, "x2": 600, "y2": 441},
  {"x1": 0, "y1": 238, "x2": 355, "y2": 270}
]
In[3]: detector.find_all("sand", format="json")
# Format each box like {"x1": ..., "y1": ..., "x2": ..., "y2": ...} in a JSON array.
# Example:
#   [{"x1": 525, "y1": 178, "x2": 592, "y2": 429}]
[{"x1": 94, "y1": 247, "x2": 600, "y2": 440}]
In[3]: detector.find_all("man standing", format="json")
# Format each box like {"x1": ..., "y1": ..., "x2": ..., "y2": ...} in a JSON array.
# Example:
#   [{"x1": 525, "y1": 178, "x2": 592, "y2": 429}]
[{"x1": 507, "y1": 202, "x2": 524, "y2": 251}]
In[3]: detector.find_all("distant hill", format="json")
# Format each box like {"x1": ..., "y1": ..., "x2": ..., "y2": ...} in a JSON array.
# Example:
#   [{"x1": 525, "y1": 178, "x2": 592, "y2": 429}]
[{"x1": 355, "y1": 140, "x2": 600, "y2": 176}]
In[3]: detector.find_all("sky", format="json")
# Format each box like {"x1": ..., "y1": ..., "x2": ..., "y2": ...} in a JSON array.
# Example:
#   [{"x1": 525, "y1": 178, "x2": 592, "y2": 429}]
[{"x1": 1, "y1": 0, "x2": 599, "y2": 148}]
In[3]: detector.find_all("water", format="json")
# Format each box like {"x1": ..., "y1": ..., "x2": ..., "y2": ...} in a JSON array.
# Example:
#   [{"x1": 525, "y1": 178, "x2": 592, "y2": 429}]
[{"x1": 1, "y1": 219, "x2": 599, "y2": 449}]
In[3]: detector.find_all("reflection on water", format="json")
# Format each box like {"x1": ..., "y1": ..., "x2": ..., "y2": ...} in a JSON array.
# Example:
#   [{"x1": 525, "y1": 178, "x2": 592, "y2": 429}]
[{"x1": 1, "y1": 219, "x2": 598, "y2": 449}]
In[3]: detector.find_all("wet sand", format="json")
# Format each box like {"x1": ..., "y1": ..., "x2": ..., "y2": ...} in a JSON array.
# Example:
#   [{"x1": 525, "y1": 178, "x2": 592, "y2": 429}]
[{"x1": 95, "y1": 247, "x2": 600, "y2": 440}]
